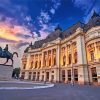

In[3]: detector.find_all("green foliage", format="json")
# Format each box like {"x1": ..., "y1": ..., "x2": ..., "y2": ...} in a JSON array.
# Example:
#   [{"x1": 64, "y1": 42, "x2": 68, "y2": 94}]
[{"x1": 12, "y1": 68, "x2": 20, "y2": 78}]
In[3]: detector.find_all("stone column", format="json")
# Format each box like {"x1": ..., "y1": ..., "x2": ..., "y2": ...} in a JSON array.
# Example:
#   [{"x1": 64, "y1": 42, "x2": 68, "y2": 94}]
[
  {"x1": 96, "y1": 66, "x2": 100, "y2": 84},
  {"x1": 41, "y1": 52, "x2": 44, "y2": 68},
  {"x1": 51, "y1": 50, "x2": 53, "y2": 66},
  {"x1": 38, "y1": 54, "x2": 40, "y2": 69},
  {"x1": 39, "y1": 71, "x2": 42, "y2": 81},
  {"x1": 56, "y1": 46, "x2": 60, "y2": 67},
  {"x1": 34, "y1": 55, "x2": 36, "y2": 69},
  {"x1": 24, "y1": 71, "x2": 29, "y2": 80},
  {"x1": 45, "y1": 51, "x2": 47, "y2": 67},
  {"x1": 47, "y1": 51, "x2": 49, "y2": 67},
  {"x1": 65, "y1": 69, "x2": 68, "y2": 83},
  {"x1": 31, "y1": 72, "x2": 33, "y2": 80},
  {"x1": 66, "y1": 46, "x2": 68, "y2": 65},
  {"x1": 77, "y1": 35, "x2": 87, "y2": 64},
  {"x1": 33, "y1": 56, "x2": 34, "y2": 69},
  {"x1": 94, "y1": 43, "x2": 98, "y2": 60},
  {"x1": 60, "y1": 49, "x2": 63, "y2": 66},
  {"x1": 70, "y1": 43, "x2": 74, "y2": 84},
  {"x1": 71, "y1": 44, "x2": 75, "y2": 64},
  {"x1": 26, "y1": 53, "x2": 30, "y2": 70},
  {"x1": 56, "y1": 45, "x2": 60, "y2": 82},
  {"x1": 49, "y1": 71, "x2": 51, "y2": 82},
  {"x1": 44, "y1": 70, "x2": 46, "y2": 82},
  {"x1": 77, "y1": 35, "x2": 89, "y2": 84},
  {"x1": 86, "y1": 47, "x2": 91, "y2": 62}
]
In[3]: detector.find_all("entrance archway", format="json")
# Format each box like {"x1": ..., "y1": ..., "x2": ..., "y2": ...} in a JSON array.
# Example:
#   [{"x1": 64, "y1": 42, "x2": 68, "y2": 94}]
[{"x1": 46, "y1": 72, "x2": 49, "y2": 81}]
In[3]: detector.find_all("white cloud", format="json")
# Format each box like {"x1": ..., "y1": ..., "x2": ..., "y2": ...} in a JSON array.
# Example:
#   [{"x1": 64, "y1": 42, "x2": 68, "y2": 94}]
[
  {"x1": 25, "y1": 16, "x2": 32, "y2": 22},
  {"x1": 40, "y1": 11, "x2": 51, "y2": 23},
  {"x1": 32, "y1": 32, "x2": 38, "y2": 39},
  {"x1": 49, "y1": 0, "x2": 61, "y2": 15},
  {"x1": 50, "y1": 8, "x2": 55, "y2": 14},
  {"x1": 39, "y1": 23, "x2": 58, "y2": 39},
  {"x1": 52, "y1": 0, "x2": 61, "y2": 9},
  {"x1": 72, "y1": 0, "x2": 92, "y2": 10},
  {"x1": 37, "y1": 0, "x2": 61, "y2": 39},
  {"x1": 72, "y1": 0, "x2": 100, "y2": 23}
]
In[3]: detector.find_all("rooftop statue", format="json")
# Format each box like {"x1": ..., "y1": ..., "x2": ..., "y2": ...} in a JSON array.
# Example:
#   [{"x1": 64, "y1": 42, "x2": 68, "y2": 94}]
[{"x1": 0, "y1": 44, "x2": 18, "y2": 67}]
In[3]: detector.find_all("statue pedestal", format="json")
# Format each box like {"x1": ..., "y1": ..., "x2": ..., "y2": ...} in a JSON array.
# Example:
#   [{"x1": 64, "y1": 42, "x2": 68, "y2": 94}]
[{"x1": 0, "y1": 65, "x2": 13, "y2": 81}]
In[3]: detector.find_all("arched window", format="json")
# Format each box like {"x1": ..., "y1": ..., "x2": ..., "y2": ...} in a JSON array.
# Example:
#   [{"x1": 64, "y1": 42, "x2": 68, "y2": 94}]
[
  {"x1": 69, "y1": 54, "x2": 71, "y2": 64},
  {"x1": 63, "y1": 55, "x2": 66, "y2": 66},
  {"x1": 54, "y1": 57, "x2": 56, "y2": 65},
  {"x1": 90, "y1": 51, "x2": 94, "y2": 61},
  {"x1": 44, "y1": 59, "x2": 46, "y2": 66},
  {"x1": 23, "y1": 64, "x2": 26, "y2": 69},
  {"x1": 30, "y1": 61, "x2": 33, "y2": 69},
  {"x1": 39, "y1": 61, "x2": 41, "y2": 68},
  {"x1": 49, "y1": 58, "x2": 51, "y2": 66},
  {"x1": 35, "y1": 61, "x2": 38, "y2": 68},
  {"x1": 74, "y1": 52, "x2": 77, "y2": 63}
]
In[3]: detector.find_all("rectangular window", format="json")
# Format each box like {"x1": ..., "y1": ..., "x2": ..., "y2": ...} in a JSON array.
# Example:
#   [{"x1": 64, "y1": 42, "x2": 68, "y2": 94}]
[
  {"x1": 32, "y1": 72, "x2": 36, "y2": 81},
  {"x1": 62, "y1": 70, "x2": 65, "y2": 82},
  {"x1": 51, "y1": 75, "x2": 54, "y2": 81},
  {"x1": 91, "y1": 67, "x2": 98, "y2": 82},
  {"x1": 68, "y1": 70, "x2": 71, "y2": 81},
  {"x1": 28, "y1": 72, "x2": 32, "y2": 80},
  {"x1": 74, "y1": 69, "x2": 78, "y2": 82},
  {"x1": 23, "y1": 64, "x2": 26, "y2": 69},
  {"x1": 21, "y1": 72, "x2": 25, "y2": 79},
  {"x1": 90, "y1": 51, "x2": 94, "y2": 61},
  {"x1": 42, "y1": 75, "x2": 44, "y2": 81},
  {"x1": 37, "y1": 72, "x2": 40, "y2": 81}
]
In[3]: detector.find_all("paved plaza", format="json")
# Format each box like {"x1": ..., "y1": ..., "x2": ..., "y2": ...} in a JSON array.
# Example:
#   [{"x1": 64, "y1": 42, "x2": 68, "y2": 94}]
[{"x1": 0, "y1": 81, "x2": 100, "y2": 100}]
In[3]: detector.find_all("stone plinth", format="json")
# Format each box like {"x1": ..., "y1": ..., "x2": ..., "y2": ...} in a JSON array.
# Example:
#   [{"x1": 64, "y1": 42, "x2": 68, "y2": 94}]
[{"x1": 0, "y1": 65, "x2": 13, "y2": 81}]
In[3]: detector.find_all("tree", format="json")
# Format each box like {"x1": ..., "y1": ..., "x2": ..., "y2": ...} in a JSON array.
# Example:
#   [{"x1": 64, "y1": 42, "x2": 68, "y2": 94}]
[{"x1": 12, "y1": 68, "x2": 20, "y2": 79}]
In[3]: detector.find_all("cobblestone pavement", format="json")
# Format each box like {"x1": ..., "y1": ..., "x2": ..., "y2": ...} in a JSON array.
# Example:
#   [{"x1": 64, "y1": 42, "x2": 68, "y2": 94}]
[{"x1": 0, "y1": 83, "x2": 100, "y2": 100}]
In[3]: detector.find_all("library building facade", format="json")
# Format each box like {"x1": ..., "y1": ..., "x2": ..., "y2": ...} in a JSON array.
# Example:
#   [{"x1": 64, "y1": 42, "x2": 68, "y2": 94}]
[{"x1": 20, "y1": 11, "x2": 100, "y2": 85}]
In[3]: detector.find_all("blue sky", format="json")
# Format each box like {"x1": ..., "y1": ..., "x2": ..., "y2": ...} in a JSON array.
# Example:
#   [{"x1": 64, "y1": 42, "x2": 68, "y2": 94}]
[
  {"x1": 0, "y1": 0, "x2": 100, "y2": 48},
  {"x1": 0, "y1": 0, "x2": 100, "y2": 67}
]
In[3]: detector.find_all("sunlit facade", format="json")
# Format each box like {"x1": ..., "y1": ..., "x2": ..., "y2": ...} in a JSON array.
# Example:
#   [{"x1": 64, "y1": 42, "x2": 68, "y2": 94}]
[{"x1": 20, "y1": 12, "x2": 100, "y2": 85}]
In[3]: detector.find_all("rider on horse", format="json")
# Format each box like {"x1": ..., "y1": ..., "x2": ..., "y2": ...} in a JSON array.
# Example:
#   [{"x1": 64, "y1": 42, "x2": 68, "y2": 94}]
[
  {"x1": 4, "y1": 44, "x2": 8, "y2": 51},
  {"x1": 3, "y1": 44, "x2": 10, "y2": 57},
  {"x1": 0, "y1": 46, "x2": 3, "y2": 56},
  {"x1": 0, "y1": 45, "x2": 9, "y2": 56},
  {"x1": 0, "y1": 44, "x2": 18, "y2": 66}
]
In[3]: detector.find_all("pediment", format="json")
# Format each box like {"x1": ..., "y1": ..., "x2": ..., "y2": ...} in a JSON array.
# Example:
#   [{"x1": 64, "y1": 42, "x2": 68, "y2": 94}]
[
  {"x1": 42, "y1": 41, "x2": 57, "y2": 49},
  {"x1": 86, "y1": 26, "x2": 100, "y2": 34}
]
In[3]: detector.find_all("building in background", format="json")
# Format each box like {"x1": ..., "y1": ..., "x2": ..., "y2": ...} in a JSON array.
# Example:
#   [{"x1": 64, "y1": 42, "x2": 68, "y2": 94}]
[{"x1": 20, "y1": 11, "x2": 100, "y2": 85}]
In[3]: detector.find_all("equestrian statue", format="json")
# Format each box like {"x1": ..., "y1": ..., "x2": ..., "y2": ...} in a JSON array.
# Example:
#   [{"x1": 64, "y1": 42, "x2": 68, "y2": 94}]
[{"x1": 0, "y1": 44, "x2": 18, "y2": 67}]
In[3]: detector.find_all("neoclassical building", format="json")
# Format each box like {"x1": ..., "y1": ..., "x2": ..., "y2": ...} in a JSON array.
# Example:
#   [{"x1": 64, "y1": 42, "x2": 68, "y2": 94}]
[{"x1": 20, "y1": 11, "x2": 100, "y2": 85}]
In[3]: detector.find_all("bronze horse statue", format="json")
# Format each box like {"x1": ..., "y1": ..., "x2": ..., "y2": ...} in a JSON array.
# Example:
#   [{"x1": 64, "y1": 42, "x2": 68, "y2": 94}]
[{"x1": 0, "y1": 46, "x2": 18, "y2": 67}]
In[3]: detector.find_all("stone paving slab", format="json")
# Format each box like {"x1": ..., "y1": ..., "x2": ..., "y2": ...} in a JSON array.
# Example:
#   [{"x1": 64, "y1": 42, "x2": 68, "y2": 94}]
[
  {"x1": 0, "y1": 81, "x2": 54, "y2": 90},
  {"x1": 0, "y1": 83, "x2": 100, "y2": 100}
]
